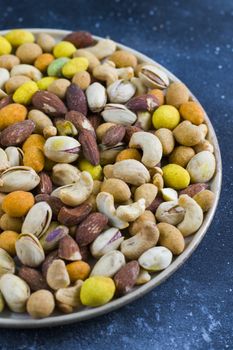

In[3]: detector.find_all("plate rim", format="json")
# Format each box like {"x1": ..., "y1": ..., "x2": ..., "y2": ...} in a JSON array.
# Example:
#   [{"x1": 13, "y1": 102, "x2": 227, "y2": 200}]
[{"x1": 0, "y1": 28, "x2": 222, "y2": 328}]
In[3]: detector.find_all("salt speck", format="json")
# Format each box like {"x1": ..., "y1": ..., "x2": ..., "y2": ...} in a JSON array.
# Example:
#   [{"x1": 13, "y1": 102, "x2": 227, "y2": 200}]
[
  {"x1": 95, "y1": 23, "x2": 100, "y2": 28},
  {"x1": 218, "y1": 65, "x2": 223, "y2": 69},
  {"x1": 201, "y1": 327, "x2": 212, "y2": 343}
]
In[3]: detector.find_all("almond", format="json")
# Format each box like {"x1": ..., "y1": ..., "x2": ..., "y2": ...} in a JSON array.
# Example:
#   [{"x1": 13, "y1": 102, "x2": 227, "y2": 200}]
[
  {"x1": 88, "y1": 114, "x2": 102, "y2": 131},
  {"x1": 0, "y1": 120, "x2": 35, "y2": 146},
  {"x1": 37, "y1": 172, "x2": 53, "y2": 195},
  {"x1": 58, "y1": 235, "x2": 81, "y2": 261},
  {"x1": 126, "y1": 94, "x2": 159, "y2": 112},
  {"x1": 102, "y1": 124, "x2": 126, "y2": 147},
  {"x1": 32, "y1": 91, "x2": 67, "y2": 117},
  {"x1": 78, "y1": 129, "x2": 100, "y2": 165},
  {"x1": 18, "y1": 266, "x2": 48, "y2": 291},
  {"x1": 114, "y1": 261, "x2": 140, "y2": 295},
  {"x1": 66, "y1": 83, "x2": 87, "y2": 116},
  {"x1": 58, "y1": 203, "x2": 92, "y2": 226},
  {"x1": 65, "y1": 110, "x2": 94, "y2": 135},
  {"x1": 63, "y1": 31, "x2": 94, "y2": 48},
  {"x1": 76, "y1": 212, "x2": 108, "y2": 246},
  {"x1": 0, "y1": 95, "x2": 13, "y2": 110}
]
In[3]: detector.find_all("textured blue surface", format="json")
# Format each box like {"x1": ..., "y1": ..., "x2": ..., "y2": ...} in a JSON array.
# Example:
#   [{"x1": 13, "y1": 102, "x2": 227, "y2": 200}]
[{"x1": 0, "y1": 0, "x2": 232, "y2": 348}]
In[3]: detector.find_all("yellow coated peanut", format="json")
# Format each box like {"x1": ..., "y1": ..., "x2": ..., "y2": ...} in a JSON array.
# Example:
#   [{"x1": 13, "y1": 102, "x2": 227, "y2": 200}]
[
  {"x1": 80, "y1": 276, "x2": 116, "y2": 307},
  {"x1": 5, "y1": 29, "x2": 35, "y2": 46},
  {"x1": 78, "y1": 159, "x2": 102, "y2": 180},
  {"x1": 13, "y1": 81, "x2": 39, "y2": 105},
  {"x1": 162, "y1": 164, "x2": 190, "y2": 190},
  {"x1": 53, "y1": 41, "x2": 76, "y2": 58},
  {"x1": 0, "y1": 231, "x2": 19, "y2": 256},
  {"x1": 22, "y1": 134, "x2": 45, "y2": 152},
  {"x1": 37, "y1": 77, "x2": 57, "y2": 90},
  {"x1": 23, "y1": 147, "x2": 45, "y2": 173},
  {"x1": 152, "y1": 105, "x2": 180, "y2": 130},
  {"x1": 0, "y1": 36, "x2": 12, "y2": 55},
  {"x1": 66, "y1": 261, "x2": 91, "y2": 283},
  {"x1": 0, "y1": 103, "x2": 27, "y2": 130},
  {"x1": 2, "y1": 191, "x2": 35, "y2": 217},
  {"x1": 62, "y1": 57, "x2": 89, "y2": 78}
]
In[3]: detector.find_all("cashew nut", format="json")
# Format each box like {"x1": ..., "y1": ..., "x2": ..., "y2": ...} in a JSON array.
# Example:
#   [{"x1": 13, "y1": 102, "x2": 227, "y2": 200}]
[
  {"x1": 116, "y1": 198, "x2": 146, "y2": 222},
  {"x1": 93, "y1": 61, "x2": 134, "y2": 86},
  {"x1": 85, "y1": 39, "x2": 116, "y2": 60},
  {"x1": 96, "y1": 192, "x2": 129, "y2": 229},
  {"x1": 129, "y1": 131, "x2": 163, "y2": 167},
  {"x1": 120, "y1": 221, "x2": 159, "y2": 260},
  {"x1": 156, "y1": 200, "x2": 185, "y2": 225},
  {"x1": 51, "y1": 171, "x2": 93, "y2": 207},
  {"x1": 177, "y1": 194, "x2": 203, "y2": 236},
  {"x1": 105, "y1": 159, "x2": 150, "y2": 186}
]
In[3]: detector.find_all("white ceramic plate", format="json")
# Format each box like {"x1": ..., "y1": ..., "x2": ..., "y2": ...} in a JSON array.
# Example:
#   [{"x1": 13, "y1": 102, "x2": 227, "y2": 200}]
[{"x1": 0, "y1": 29, "x2": 222, "y2": 328}]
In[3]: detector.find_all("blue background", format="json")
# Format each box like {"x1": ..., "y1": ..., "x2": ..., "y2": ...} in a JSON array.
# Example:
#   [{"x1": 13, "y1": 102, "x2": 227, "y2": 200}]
[{"x1": 0, "y1": 0, "x2": 232, "y2": 348}]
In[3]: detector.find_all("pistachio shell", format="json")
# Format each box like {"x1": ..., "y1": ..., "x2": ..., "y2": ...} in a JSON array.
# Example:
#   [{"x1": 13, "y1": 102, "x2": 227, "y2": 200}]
[
  {"x1": 16, "y1": 233, "x2": 45, "y2": 267},
  {"x1": 101, "y1": 104, "x2": 137, "y2": 125},
  {"x1": 0, "y1": 248, "x2": 15, "y2": 277},
  {"x1": 0, "y1": 274, "x2": 30, "y2": 313},
  {"x1": 0, "y1": 166, "x2": 40, "y2": 192},
  {"x1": 21, "y1": 202, "x2": 52, "y2": 238}
]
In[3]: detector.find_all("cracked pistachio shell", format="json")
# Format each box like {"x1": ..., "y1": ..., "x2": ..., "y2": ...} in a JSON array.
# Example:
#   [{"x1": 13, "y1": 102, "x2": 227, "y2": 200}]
[
  {"x1": 0, "y1": 274, "x2": 30, "y2": 313},
  {"x1": 107, "y1": 79, "x2": 136, "y2": 104},
  {"x1": 0, "y1": 248, "x2": 15, "y2": 277},
  {"x1": 139, "y1": 64, "x2": 169, "y2": 89},
  {"x1": 39, "y1": 222, "x2": 69, "y2": 252},
  {"x1": 101, "y1": 104, "x2": 137, "y2": 126},
  {"x1": 0, "y1": 166, "x2": 40, "y2": 192},
  {"x1": 4, "y1": 147, "x2": 24, "y2": 167},
  {"x1": 0, "y1": 148, "x2": 9, "y2": 172},
  {"x1": 21, "y1": 202, "x2": 52, "y2": 239},
  {"x1": 90, "y1": 227, "x2": 124, "y2": 258},
  {"x1": 44, "y1": 136, "x2": 80, "y2": 163},
  {"x1": 15, "y1": 233, "x2": 45, "y2": 267}
]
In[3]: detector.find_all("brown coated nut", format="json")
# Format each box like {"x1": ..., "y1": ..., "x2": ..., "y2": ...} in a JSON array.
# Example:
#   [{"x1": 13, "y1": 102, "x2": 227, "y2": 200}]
[
  {"x1": 165, "y1": 82, "x2": 190, "y2": 108},
  {"x1": 32, "y1": 91, "x2": 67, "y2": 117},
  {"x1": 157, "y1": 222, "x2": 185, "y2": 255},
  {"x1": 114, "y1": 261, "x2": 140, "y2": 295},
  {"x1": 78, "y1": 130, "x2": 100, "y2": 166},
  {"x1": 100, "y1": 178, "x2": 131, "y2": 203},
  {"x1": 0, "y1": 120, "x2": 35, "y2": 146},
  {"x1": 58, "y1": 204, "x2": 92, "y2": 226},
  {"x1": 146, "y1": 195, "x2": 163, "y2": 213},
  {"x1": 37, "y1": 172, "x2": 53, "y2": 195},
  {"x1": 96, "y1": 122, "x2": 115, "y2": 141},
  {"x1": 179, "y1": 183, "x2": 208, "y2": 197},
  {"x1": 18, "y1": 266, "x2": 48, "y2": 291},
  {"x1": 76, "y1": 212, "x2": 108, "y2": 246},
  {"x1": 169, "y1": 146, "x2": 195, "y2": 167},
  {"x1": 102, "y1": 124, "x2": 126, "y2": 147},
  {"x1": 193, "y1": 190, "x2": 215, "y2": 212},
  {"x1": 110, "y1": 50, "x2": 137, "y2": 68},
  {"x1": 66, "y1": 83, "x2": 88, "y2": 116},
  {"x1": 72, "y1": 71, "x2": 91, "y2": 90},
  {"x1": 88, "y1": 114, "x2": 102, "y2": 131},
  {"x1": 63, "y1": 31, "x2": 94, "y2": 48}
]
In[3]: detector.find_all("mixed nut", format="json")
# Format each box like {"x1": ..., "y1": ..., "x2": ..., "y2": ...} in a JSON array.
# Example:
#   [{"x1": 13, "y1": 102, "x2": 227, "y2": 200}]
[{"x1": 0, "y1": 29, "x2": 217, "y2": 319}]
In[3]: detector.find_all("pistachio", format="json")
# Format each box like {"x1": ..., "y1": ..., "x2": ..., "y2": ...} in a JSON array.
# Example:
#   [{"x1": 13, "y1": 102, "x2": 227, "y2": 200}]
[
  {"x1": 55, "y1": 119, "x2": 78, "y2": 137},
  {"x1": 107, "y1": 79, "x2": 136, "y2": 103},
  {"x1": 44, "y1": 136, "x2": 81, "y2": 163},
  {"x1": 101, "y1": 104, "x2": 137, "y2": 125},
  {"x1": 39, "y1": 222, "x2": 69, "y2": 252},
  {"x1": 0, "y1": 166, "x2": 40, "y2": 192},
  {"x1": 21, "y1": 202, "x2": 52, "y2": 238},
  {"x1": 0, "y1": 274, "x2": 30, "y2": 313},
  {"x1": 86, "y1": 82, "x2": 107, "y2": 112},
  {"x1": 4, "y1": 147, "x2": 24, "y2": 167},
  {"x1": 90, "y1": 227, "x2": 124, "y2": 258},
  {"x1": 52, "y1": 163, "x2": 81, "y2": 186},
  {"x1": 0, "y1": 248, "x2": 15, "y2": 277},
  {"x1": 16, "y1": 233, "x2": 45, "y2": 267},
  {"x1": 139, "y1": 64, "x2": 169, "y2": 89}
]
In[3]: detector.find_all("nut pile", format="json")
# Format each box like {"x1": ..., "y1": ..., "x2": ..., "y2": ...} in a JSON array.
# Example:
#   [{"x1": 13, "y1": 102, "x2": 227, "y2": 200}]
[{"x1": 0, "y1": 29, "x2": 216, "y2": 319}]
